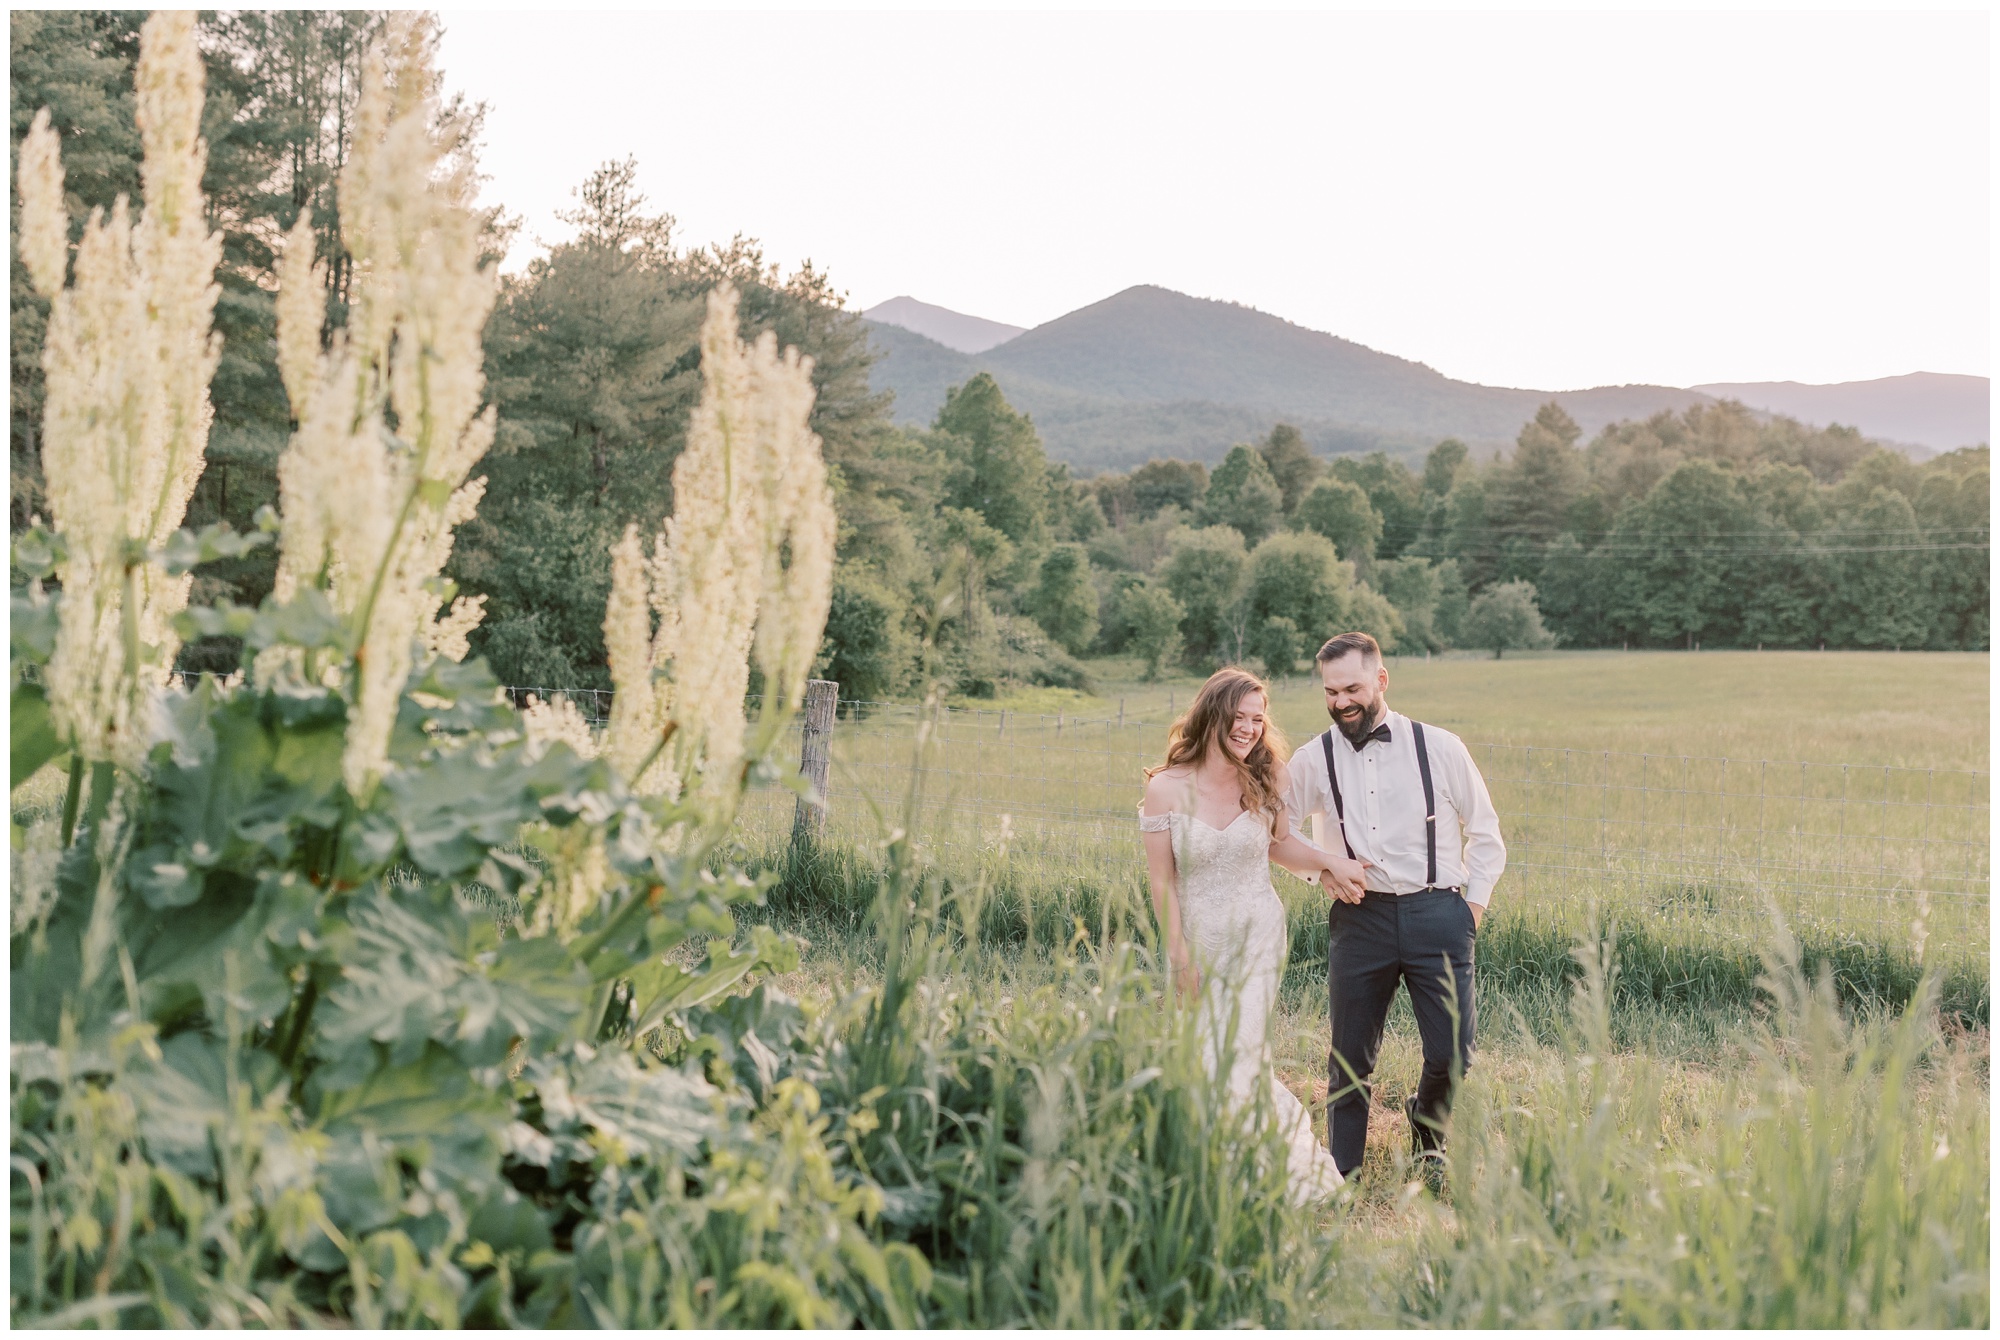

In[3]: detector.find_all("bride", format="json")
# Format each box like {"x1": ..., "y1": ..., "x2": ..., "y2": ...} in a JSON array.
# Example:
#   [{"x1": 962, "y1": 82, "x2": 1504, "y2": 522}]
[{"x1": 1139, "y1": 666, "x2": 1346, "y2": 1202}]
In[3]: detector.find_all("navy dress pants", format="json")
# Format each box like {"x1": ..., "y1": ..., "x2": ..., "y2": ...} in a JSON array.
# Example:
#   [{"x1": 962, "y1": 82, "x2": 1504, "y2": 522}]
[{"x1": 1325, "y1": 887, "x2": 1476, "y2": 1176}]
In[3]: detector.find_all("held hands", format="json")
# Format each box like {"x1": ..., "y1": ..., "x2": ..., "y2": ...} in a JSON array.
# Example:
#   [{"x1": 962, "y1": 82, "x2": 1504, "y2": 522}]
[
  {"x1": 1314, "y1": 864, "x2": 1487, "y2": 927},
  {"x1": 1319, "y1": 856, "x2": 1371, "y2": 904}
]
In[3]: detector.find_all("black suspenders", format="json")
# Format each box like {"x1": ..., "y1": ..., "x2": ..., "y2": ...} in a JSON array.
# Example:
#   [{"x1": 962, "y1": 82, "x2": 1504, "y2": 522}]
[
  {"x1": 1320, "y1": 720, "x2": 1441, "y2": 889},
  {"x1": 1317, "y1": 729, "x2": 1357, "y2": 860},
  {"x1": 1412, "y1": 722, "x2": 1438, "y2": 889}
]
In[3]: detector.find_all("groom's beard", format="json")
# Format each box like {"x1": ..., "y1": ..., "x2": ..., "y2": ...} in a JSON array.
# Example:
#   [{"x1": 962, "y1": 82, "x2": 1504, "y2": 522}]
[{"x1": 1331, "y1": 699, "x2": 1385, "y2": 746}]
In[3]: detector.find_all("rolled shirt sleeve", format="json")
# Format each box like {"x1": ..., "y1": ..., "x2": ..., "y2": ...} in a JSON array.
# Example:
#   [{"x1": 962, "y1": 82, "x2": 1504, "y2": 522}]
[
  {"x1": 1286, "y1": 738, "x2": 1333, "y2": 878},
  {"x1": 1445, "y1": 737, "x2": 1506, "y2": 906}
]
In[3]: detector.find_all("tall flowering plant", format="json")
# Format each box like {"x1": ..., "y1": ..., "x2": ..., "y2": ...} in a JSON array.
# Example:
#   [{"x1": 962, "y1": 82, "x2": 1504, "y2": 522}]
[
  {"x1": 16, "y1": 11, "x2": 221, "y2": 774},
  {"x1": 265, "y1": 15, "x2": 496, "y2": 798},
  {"x1": 572, "y1": 284, "x2": 836, "y2": 813},
  {"x1": 10, "y1": 14, "x2": 885, "y2": 1327}
]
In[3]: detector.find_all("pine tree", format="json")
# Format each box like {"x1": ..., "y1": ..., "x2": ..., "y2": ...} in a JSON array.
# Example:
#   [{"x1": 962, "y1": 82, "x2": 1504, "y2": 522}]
[
  {"x1": 1485, "y1": 402, "x2": 1583, "y2": 553},
  {"x1": 1604, "y1": 459, "x2": 1755, "y2": 648},
  {"x1": 1422, "y1": 437, "x2": 1469, "y2": 501},
  {"x1": 935, "y1": 372, "x2": 1050, "y2": 548}
]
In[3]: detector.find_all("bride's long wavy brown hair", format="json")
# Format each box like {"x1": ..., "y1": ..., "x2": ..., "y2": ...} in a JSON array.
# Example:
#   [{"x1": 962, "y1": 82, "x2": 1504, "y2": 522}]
[{"x1": 1145, "y1": 667, "x2": 1291, "y2": 831}]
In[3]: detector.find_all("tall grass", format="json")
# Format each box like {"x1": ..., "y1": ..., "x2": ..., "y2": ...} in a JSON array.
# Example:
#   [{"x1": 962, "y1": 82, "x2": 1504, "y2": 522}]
[
  {"x1": 794, "y1": 825, "x2": 1353, "y2": 1326},
  {"x1": 745, "y1": 837, "x2": 1988, "y2": 1027},
  {"x1": 1409, "y1": 936, "x2": 1988, "y2": 1327},
  {"x1": 747, "y1": 822, "x2": 1986, "y2": 1326}
]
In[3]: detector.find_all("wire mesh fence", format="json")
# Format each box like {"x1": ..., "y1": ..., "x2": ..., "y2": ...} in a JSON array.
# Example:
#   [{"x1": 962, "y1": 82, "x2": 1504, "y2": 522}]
[{"x1": 722, "y1": 696, "x2": 1990, "y2": 973}]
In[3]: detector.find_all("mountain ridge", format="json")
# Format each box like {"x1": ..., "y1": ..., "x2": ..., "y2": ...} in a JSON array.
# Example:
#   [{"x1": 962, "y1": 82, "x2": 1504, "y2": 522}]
[
  {"x1": 861, "y1": 286, "x2": 1987, "y2": 473},
  {"x1": 1690, "y1": 373, "x2": 1986, "y2": 457},
  {"x1": 862, "y1": 295, "x2": 1025, "y2": 354}
]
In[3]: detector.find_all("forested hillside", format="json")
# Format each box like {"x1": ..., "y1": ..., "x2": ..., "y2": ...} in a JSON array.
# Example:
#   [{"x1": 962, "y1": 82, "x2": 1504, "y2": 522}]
[
  {"x1": 863, "y1": 319, "x2": 1390, "y2": 471},
  {"x1": 866, "y1": 286, "x2": 1720, "y2": 470},
  {"x1": 11, "y1": 13, "x2": 1987, "y2": 713}
]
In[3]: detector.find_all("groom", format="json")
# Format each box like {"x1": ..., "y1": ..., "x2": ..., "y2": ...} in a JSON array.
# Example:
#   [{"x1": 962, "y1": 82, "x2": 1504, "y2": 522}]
[{"x1": 1287, "y1": 632, "x2": 1506, "y2": 1178}]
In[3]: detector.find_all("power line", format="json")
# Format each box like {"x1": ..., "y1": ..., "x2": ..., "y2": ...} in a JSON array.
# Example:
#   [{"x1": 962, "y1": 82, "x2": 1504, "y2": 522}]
[
  {"x1": 1446, "y1": 526, "x2": 1990, "y2": 540},
  {"x1": 1419, "y1": 542, "x2": 1991, "y2": 560}
]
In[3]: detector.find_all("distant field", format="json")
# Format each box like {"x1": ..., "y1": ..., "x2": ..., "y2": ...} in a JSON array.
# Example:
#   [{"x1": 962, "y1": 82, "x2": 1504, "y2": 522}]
[
  {"x1": 1085, "y1": 648, "x2": 1990, "y2": 773},
  {"x1": 739, "y1": 650, "x2": 1990, "y2": 986}
]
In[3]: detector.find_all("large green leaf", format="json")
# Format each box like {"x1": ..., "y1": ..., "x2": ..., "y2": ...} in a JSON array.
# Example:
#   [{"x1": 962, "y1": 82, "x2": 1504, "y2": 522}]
[
  {"x1": 517, "y1": 1043, "x2": 722, "y2": 1174},
  {"x1": 389, "y1": 654, "x2": 513, "y2": 761},
  {"x1": 679, "y1": 982, "x2": 816, "y2": 1102},
  {"x1": 315, "y1": 1043, "x2": 508, "y2": 1193},
  {"x1": 315, "y1": 883, "x2": 589, "y2": 1080},
  {"x1": 466, "y1": 1185, "x2": 553, "y2": 1258},
  {"x1": 125, "y1": 1032, "x2": 285, "y2": 1179},
  {"x1": 143, "y1": 686, "x2": 347, "y2": 872},
  {"x1": 386, "y1": 741, "x2": 592, "y2": 880},
  {"x1": 314, "y1": 887, "x2": 474, "y2": 1082},
  {"x1": 121, "y1": 868, "x2": 320, "y2": 1032},
  {"x1": 10, "y1": 681, "x2": 62, "y2": 790},
  {"x1": 627, "y1": 934, "x2": 785, "y2": 1038},
  {"x1": 11, "y1": 830, "x2": 122, "y2": 1043},
  {"x1": 149, "y1": 686, "x2": 273, "y2": 862},
  {"x1": 459, "y1": 932, "x2": 594, "y2": 1059}
]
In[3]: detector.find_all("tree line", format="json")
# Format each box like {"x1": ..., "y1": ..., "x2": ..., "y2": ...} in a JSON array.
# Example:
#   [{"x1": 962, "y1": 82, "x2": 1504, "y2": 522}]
[{"x1": 12, "y1": 13, "x2": 1987, "y2": 703}]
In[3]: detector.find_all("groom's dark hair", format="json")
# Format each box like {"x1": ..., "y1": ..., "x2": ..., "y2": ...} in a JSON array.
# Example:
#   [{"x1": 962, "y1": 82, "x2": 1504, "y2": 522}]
[{"x1": 1315, "y1": 632, "x2": 1381, "y2": 666}]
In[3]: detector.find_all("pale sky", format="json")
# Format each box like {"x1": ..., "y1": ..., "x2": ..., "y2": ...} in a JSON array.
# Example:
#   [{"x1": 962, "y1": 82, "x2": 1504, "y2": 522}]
[{"x1": 436, "y1": 8, "x2": 1990, "y2": 392}]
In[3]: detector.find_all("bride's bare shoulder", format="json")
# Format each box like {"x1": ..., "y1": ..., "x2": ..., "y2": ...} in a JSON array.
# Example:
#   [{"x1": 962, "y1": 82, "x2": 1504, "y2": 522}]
[{"x1": 1142, "y1": 766, "x2": 1192, "y2": 814}]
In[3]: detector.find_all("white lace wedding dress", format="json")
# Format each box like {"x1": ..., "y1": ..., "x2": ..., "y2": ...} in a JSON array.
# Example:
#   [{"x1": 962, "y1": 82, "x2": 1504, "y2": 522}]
[{"x1": 1140, "y1": 805, "x2": 1343, "y2": 1203}]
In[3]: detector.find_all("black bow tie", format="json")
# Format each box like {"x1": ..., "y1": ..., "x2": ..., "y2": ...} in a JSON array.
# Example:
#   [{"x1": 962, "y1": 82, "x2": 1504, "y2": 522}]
[{"x1": 1350, "y1": 721, "x2": 1391, "y2": 751}]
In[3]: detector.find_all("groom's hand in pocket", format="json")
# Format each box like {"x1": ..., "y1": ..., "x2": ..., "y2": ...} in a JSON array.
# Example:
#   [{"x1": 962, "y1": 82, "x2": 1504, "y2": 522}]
[{"x1": 1320, "y1": 857, "x2": 1370, "y2": 904}]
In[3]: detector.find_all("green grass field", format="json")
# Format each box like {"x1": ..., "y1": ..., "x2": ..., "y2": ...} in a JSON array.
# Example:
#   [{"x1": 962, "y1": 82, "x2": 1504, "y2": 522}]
[
  {"x1": 727, "y1": 650, "x2": 1987, "y2": 1319},
  {"x1": 1074, "y1": 647, "x2": 1987, "y2": 767},
  {"x1": 733, "y1": 650, "x2": 1989, "y2": 1006}
]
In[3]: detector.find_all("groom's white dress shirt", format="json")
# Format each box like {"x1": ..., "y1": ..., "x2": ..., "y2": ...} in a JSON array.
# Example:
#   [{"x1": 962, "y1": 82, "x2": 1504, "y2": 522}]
[{"x1": 1286, "y1": 709, "x2": 1508, "y2": 908}]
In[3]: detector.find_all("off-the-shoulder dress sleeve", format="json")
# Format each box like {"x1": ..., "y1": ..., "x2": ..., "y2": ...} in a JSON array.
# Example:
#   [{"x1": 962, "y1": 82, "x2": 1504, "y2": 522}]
[{"x1": 1137, "y1": 807, "x2": 1173, "y2": 833}]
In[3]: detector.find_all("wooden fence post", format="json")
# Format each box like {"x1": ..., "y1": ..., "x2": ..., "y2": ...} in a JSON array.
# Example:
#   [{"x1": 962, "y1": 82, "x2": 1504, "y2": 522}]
[{"x1": 792, "y1": 679, "x2": 838, "y2": 846}]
